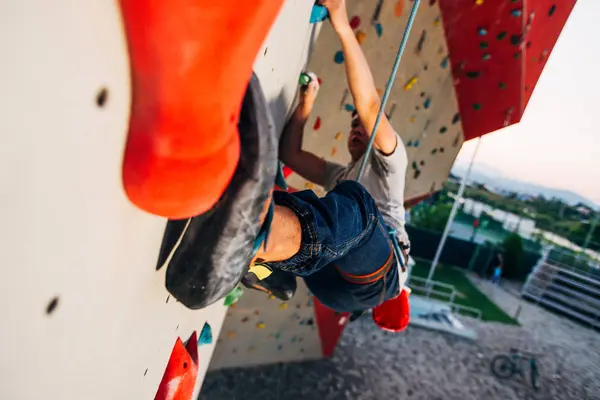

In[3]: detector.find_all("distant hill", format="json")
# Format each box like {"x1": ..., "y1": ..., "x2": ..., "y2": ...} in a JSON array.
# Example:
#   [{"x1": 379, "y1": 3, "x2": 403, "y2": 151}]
[{"x1": 451, "y1": 162, "x2": 599, "y2": 209}]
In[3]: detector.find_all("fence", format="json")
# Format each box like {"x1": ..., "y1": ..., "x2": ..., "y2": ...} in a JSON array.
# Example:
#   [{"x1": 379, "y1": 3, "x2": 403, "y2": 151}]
[
  {"x1": 407, "y1": 276, "x2": 483, "y2": 320},
  {"x1": 406, "y1": 224, "x2": 541, "y2": 281}
]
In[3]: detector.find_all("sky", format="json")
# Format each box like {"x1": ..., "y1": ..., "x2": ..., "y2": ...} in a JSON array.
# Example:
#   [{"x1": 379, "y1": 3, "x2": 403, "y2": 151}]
[{"x1": 455, "y1": 0, "x2": 599, "y2": 205}]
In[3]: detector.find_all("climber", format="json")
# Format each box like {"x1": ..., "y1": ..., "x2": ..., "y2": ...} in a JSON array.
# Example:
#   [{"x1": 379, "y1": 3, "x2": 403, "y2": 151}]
[
  {"x1": 164, "y1": 0, "x2": 411, "y2": 330},
  {"x1": 243, "y1": 0, "x2": 411, "y2": 323}
]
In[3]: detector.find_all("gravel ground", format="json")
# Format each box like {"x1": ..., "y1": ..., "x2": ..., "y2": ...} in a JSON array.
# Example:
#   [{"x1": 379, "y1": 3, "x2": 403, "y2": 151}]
[{"x1": 201, "y1": 279, "x2": 600, "y2": 400}]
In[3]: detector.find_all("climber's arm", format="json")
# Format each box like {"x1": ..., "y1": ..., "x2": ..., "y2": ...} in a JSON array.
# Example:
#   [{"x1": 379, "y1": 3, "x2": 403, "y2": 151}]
[
  {"x1": 321, "y1": 0, "x2": 397, "y2": 155},
  {"x1": 279, "y1": 81, "x2": 327, "y2": 186}
]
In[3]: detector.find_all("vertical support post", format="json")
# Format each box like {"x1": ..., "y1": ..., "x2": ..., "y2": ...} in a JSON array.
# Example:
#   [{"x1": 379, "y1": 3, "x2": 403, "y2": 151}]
[{"x1": 426, "y1": 138, "x2": 482, "y2": 283}]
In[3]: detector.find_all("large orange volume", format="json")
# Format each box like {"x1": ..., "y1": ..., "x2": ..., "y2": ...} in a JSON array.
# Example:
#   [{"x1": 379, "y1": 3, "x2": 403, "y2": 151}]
[{"x1": 120, "y1": 0, "x2": 284, "y2": 218}]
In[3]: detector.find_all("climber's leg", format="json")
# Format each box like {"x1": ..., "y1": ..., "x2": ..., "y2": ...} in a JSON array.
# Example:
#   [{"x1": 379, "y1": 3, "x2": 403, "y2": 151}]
[{"x1": 255, "y1": 181, "x2": 401, "y2": 311}]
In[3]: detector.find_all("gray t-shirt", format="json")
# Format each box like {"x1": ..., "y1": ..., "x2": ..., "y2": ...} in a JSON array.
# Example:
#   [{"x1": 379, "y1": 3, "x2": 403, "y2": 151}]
[{"x1": 323, "y1": 140, "x2": 410, "y2": 250}]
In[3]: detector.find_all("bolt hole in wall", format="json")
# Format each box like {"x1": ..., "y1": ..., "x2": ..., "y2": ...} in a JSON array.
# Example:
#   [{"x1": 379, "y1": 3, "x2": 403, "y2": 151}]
[
  {"x1": 96, "y1": 87, "x2": 108, "y2": 107},
  {"x1": 183, "y1": 362, "x2": 188, "y2": 369},
  {"x1": 46, "y1": 296, "x2": 59, "y2": 315}
]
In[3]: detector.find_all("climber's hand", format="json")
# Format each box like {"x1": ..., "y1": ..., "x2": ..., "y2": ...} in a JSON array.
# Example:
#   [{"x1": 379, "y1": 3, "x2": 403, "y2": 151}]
[
  {"x1": 318, "y1": 0, "x2": 349, "y2": 32},
  {"x1": 296, "y1": 72, "x2": 320, "y2": 120}
]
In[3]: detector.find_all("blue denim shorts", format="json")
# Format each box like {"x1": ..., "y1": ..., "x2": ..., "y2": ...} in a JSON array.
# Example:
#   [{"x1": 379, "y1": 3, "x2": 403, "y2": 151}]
[{"x1": 268, "y1": 181, "x2": 400, "y2": 312}]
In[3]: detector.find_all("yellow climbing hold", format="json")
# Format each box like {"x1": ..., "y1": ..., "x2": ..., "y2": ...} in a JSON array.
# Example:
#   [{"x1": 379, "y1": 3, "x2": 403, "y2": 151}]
[
  {"x1": 475, "y1": 0, "x2": 484, "y2": 5},
  {"x1": 227, "y1": 330, "x2": 237, "y2": 338},
  {"x1": 409, "y1": 116, "x2": 416, "y2": 123},
  {"x1": 355, "y1": 30, "x2": 367, "y2": 45},
  {"x1": 331, "y1": 147, "x2": 338, "y2": 156},
  {"x1": 268, "y1": 294, "x2": 276, "y2": 300},
  {"x1": 256, "y1": 322, "x2": 266, "y2": 329},
  {"x1": 433, "y1": 16, "x2": 441, "y2": 27},
  {"x1": 280, "y1": 303, "x2": 289, "y2": 310},
  {"x1": 376, "y1": 88, "x2": 383, "y2": 97},
  {"x1": 249, "y1": 263, "x2": 273, "y2": 280},
  {"x1": 404, "y1": 76, "x2": 418, "y2": 91},
  {"x1": 305, "y1": 181, "x2": 315, "y2": 189},
  {"x1": 335, "y1": 132, "x2": 343, "y2": 141}
]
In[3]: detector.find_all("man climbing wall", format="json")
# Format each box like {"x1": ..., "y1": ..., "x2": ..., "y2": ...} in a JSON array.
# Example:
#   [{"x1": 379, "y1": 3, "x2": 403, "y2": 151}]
[{"x1": 279, "y1": 0, "x2": 411, "y2": 253}]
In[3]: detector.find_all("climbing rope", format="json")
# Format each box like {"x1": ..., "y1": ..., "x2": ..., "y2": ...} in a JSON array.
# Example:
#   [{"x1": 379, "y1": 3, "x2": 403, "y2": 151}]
[
  {"x1": 356, "y1": 0, "x2": 421, "y2": 181},
  {"x1": 355, "y1": 0, "x2": 421, "y2": 272}
]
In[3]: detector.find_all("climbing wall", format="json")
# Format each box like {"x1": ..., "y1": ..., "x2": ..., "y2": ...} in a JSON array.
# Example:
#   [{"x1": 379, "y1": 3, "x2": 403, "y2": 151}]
[
  {"x1": 438, "y1": 0, "x2": 577, "y2": 140},
  {"x1": 209, "y1": 282, "x2": 322, "y2": 369},
  {"x1": 0, "y1": 0, "x2": 319, "y2": 398},
  {"x1": 286, "y1": 0, "x2": 465, "y2": 203}
]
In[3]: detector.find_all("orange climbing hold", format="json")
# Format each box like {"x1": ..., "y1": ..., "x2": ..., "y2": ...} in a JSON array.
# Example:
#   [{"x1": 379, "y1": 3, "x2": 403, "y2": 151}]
[
  {"x1": 394, "y1": 0, "x2": 404, "y2": 17},
  {"x1": 335, "y1": 132, "x2": 343, "y2": 141},
  {"x1": 331, "y1": 147, "x2": 338, "y2": 157},
  {"x1": 120, "y1": 0, "x2": 284, "y2": 219},
  {"x1": 305, "y1": 182, "x2": 315, "y2": 190},
  {"x1": 356, "y1": 30, "x2": 367, "y2": 44}
]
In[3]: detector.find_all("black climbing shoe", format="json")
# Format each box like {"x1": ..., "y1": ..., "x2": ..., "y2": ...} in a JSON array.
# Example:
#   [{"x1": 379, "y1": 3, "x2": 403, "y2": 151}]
[
  {"x1": 241, "y1": 267, "x2": 297, "y2": 302},
  {"x1": 161, "y1": 72, "x2": 279, "y2": 309}
]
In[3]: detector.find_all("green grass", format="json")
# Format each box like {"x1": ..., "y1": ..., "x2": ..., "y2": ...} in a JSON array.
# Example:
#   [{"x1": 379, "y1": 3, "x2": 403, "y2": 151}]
[{"x1": 411, "y1": 261, "x2": 519, "y2": 325}]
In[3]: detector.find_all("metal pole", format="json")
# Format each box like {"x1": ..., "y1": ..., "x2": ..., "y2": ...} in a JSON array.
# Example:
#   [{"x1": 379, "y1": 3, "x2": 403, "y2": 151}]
[
  {"x1": 426, "y1": 138, "x2": 482, "y2": 283},
  {"x1": 583, "y1": 211, "x2": 599, "y2": 250}
]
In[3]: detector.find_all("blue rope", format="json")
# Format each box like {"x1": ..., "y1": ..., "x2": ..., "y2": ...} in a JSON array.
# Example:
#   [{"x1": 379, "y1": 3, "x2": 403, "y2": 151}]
[{"x1": 356, "y1": 0, "x2": 421, "y2": 181}]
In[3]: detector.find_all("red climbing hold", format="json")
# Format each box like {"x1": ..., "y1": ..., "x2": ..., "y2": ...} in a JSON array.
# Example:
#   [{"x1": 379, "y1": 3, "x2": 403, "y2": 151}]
[
  {"x1": 350, "y1": 15, "x2": 361, "y2": 29},
  {"x1": 155, "y1": 332, "x2": 199, "y2": 400},
  {"x1": 372, "y1": 289, "x2": 410, "y2": 332},
  {"x1": 317, "y1": 77, "x2": 323, "y2": 86},
  {"x1": 120, "y1": 0, "x2": 285, "y2": 219},
  {"x1": 313, "y1": 117, "x2": 322, "y2": 131}
]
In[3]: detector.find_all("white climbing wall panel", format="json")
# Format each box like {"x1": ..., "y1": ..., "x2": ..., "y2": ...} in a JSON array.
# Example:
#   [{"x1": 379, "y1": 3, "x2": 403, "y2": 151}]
[
  {"x1": 0, "y1": 0, "x2": 317, "y2": 398},
  {"x1": 209, "y1": 281, "x2": 322, "y2": 370},
  {"x1": 287, "y1": 0, "x2": 465, "y2": 201}
]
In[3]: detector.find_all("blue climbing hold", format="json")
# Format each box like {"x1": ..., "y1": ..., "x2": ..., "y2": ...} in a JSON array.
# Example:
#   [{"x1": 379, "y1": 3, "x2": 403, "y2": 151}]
[
  {"x1": 478, "y1": 27, "x2": 488, "y2": 36},
  {"x1": 407, "y1": 140, "x2": 413, "y2": 147},
  {"x1": 511, "y1": 9, "x2": 522, "y2": 17},
  {"x1": 423, "y1": 98, "x2": 431, "y2": 109},
  {"x1": 375, "y1": 23, "x2": 383, "y2": 37},
  {"x1": 310, "y1": 5, "x2": 328, "y2": 23},
  {"x1": 198, "y1": 322, "x2": 213, "y2": 346},
  {"x1": 334, "y1": 50, "x2": 344, "y2": 64},
  {"x1": 344, "y1": 103, "x2": 356, "y2": 112},
  {"x1": 440, "y1": 56, "x2": 449, "y2": 69},
  {"x1": 414, "y1": 140, "x2": 420, "y2": 147}
]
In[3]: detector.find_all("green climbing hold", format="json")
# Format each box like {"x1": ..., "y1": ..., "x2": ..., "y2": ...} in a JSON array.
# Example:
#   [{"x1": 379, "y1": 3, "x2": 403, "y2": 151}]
[
  {"x1": 510, "y1": 34, "x2": 522, "y2": 46},
  {"x1": 482, "y1": 53, "x2": 491, "y2": 61},
  {"x1": 473, "y1": 103, "x2": 482, "y2": 111},
  {"x1": 499, "y1": 81, "x2": 507, "y2": 89},
  {"x1": 479, "y1": 41, "x2": 489, "y2": 49},
  {"x1": 466, "y1": 71, "x2": 480, "y2": 79},
  {"x1": 497, "y1": 31, "x2": 507, "y2": 40},
  {"x1": 224, "y1": 285, "x2": 244, "y2": 306},
  {"x1": 431, "y1": 148, "x2": 438, "y2": 155},
  {"x1": 299, "y1": 73, "x2": 312, "y2": 86},
  {"x1": 549, "y1": 4, "x2": 557, "y2": 17},
  {"x1": 439, "y1": 126, "x2": 447, "y2": 134},
  {"x1": 198, "y1": 322, "x2": 213, "y2": 346}
]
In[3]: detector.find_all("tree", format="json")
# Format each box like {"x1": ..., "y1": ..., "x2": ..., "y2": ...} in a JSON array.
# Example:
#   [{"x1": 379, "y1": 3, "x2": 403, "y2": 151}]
[
  {"x1": 502, "y1": 233, "x2": 524, "y2": 280},
  {"x1": 412, "y1": 203, "x2": 452, "y2": 232}
]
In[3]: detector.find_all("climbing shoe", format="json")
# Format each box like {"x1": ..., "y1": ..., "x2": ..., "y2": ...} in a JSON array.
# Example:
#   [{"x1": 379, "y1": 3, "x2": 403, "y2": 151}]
[
  {"x1": 162, "y1": 72, "x2": 279, "y2": 309},
  {"x1": 241, "y1": 267, "x2": 297, "y2": 301}
]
